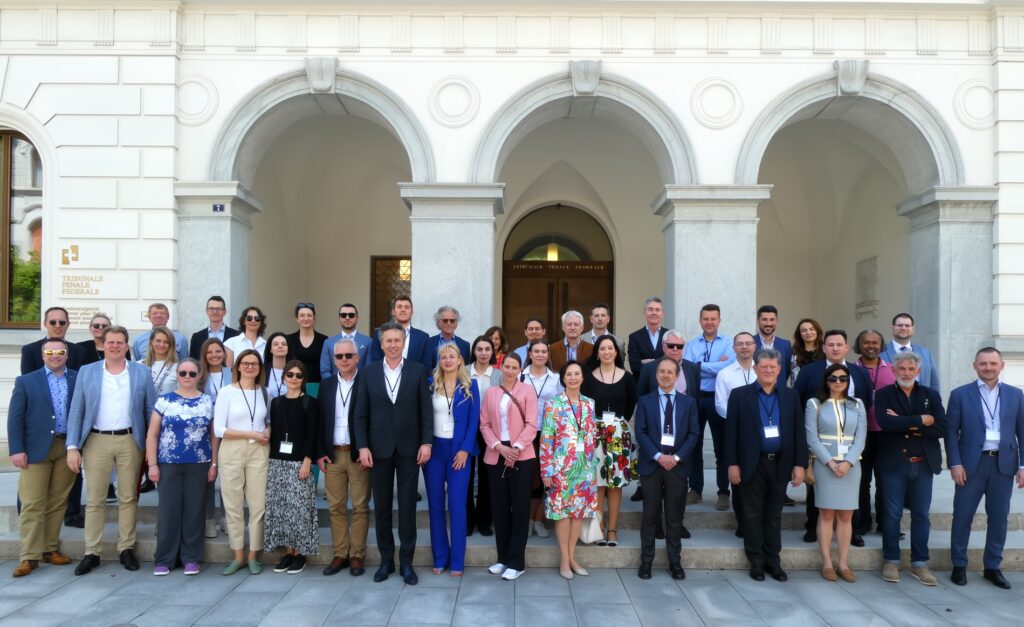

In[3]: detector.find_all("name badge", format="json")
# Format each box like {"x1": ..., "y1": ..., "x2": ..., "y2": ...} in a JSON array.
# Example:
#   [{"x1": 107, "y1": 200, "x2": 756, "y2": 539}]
[
  {"x1": 441, "y1": 424, "x2": 454, "y2": 438},
  {"x1": 763, "y1": 425, "x2": 780, "y2": 439},
  {"x1": 602, "y1": 411, "x2": 617, "y2": 424},
  {"x1": 986, "y1": 428, "x2": 1000, "y2": 442},
  {"x1": 279, "y1": 441, "x2": 294, "y2": 455},
  {"x1": 838, "y1": 444, "x2": 850, "y2": 457},
  {"x1": 661, "y1": 433, "x2": 675, "y2": 447}
]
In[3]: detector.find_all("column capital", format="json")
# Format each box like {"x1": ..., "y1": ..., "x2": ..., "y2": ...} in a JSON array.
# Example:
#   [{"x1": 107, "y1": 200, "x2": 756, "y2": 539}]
[
  {"x1": 174, "y1": 181, "x2": 264, "y2": 227},
  {"x1": 399, "y1": 183, "x2": 505, "y2": 217},
  {"x1": 896, "y1": 185, "x2": 998, "y2": 229},
  {"x1": 652, "y1": 184, "x2": 773, "y2": 221}
]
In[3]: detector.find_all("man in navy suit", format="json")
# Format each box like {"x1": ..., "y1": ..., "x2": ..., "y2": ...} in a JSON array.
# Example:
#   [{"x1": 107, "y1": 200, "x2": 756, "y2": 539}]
[
  {"x1": 725, "y1": 348, "x2": 807, "y2": 582},
  {"x1": 635, "y1": 356, "x2": 700, "y2": 580},
  {"x1": 880, "y1": 313, "x2": 940, "y2": 391},
  {"x1": 425, "y1": 305, "x2": 472, "y2": 371},
  {"x1": 369, "y1": 296, "x2": 430, "y2": 366},
  {"x1": 754, "y1": 305, "x2": 792, "y2": 386},
  {"x1": 188, "y1": 295, "x2": 240, "y2": 359},
  {"x1": 626, "y1": 296, "x2": 668, "y2": 375},
  {"x1": 793, "y1": 329, "x2": 871, "y2": 547},
  {"x1": 320, "y1": 303, "x2": 372, "y2": 378},
  {"x1": 8, "y1": 338, "x2": 78, "y2": 577},
  {"x1": 947, "y1": 347, "x2": 1024, "y2": 589},
  {"x1": 21, "y1": 306, "x2": 85, "y2": 374}
]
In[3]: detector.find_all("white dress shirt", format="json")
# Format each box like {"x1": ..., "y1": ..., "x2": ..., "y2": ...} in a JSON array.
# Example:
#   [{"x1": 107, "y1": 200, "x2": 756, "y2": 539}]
[
  {"x1": 469, "y1": 365, "x2": 494, "y2": 398},
  {"x1": 715, "y1": 360, "x2": 756, "y2": 418},
  {"x1": 499, "y1": 394, "x2": 512, "y2": 442},
  {"x1": 384, "y1": 359, "x2": 404, "y2": 404},
  {"x1": 334, "y1": 374, "x2": 355, "y2": 446},
  {"x1": 94, "y1": 365, "x2": 132, "y2": 430},
  {"x1": 978, "y1": 378, "x2": 1001, "y2": 452}
]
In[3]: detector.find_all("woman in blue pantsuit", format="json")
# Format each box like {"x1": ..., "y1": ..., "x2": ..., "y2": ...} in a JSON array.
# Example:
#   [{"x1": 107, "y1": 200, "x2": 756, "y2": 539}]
[{"x1": 425, "y1": 343, "x2": 480, "y2": 576}]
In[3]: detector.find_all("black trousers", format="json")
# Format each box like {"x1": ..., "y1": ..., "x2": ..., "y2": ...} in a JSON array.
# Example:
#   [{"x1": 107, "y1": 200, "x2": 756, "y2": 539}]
[
  {"x1": 155, "y1": 463, "x2": 209, "y2": 566},
  {"x1": 488, "y1": 457, "x2": 535, "y2": 571},
  {"x1": 467, "y1": 439, "x2": 492, "y2": 532},
  {"x1": 371, "y1": 454, "x2": 420, "y2": 566},
  {"x1": 856, "y1": 430, "x2": 884, "y2": 533},
  {"x1": 640, "y1": 467, "x2": 687, "y2": 566},
  {"x1": 738, "y1": 457, "x2": 786, "y2": 570}
]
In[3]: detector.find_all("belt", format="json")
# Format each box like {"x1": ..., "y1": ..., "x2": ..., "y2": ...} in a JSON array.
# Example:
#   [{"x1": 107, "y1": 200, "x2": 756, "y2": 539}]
[
  {"x1": 334, "y1": 445, "x2": 351, "y2": 451},
  {"x1": 699, "y1": 391, "x2": 715, "y2": 398},
  {"x1": 91, "y1": 428, "x2": 132, "y2": 435},
  {"x1": 760, "y1": 453, "x2": 778, "y2": 460},
  {"x1": 52, "y1": 433, "x2": 67, "y2": 439},
  {"x1": 982, "y1": 450, "x2": 999, "y2": 457},
  {"x1": 905, "y1": 456, "x2": 925, "y2": 463}
]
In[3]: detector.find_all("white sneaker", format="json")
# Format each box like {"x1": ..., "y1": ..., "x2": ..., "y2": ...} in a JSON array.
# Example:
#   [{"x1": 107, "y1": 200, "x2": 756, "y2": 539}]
[
  {"x1": 205, "y1": 519, "x2": 218, "y2": 539},
  {"x1": 501, "y1": 568, "x2": 524, "y2": 580},
  {"x1": 534, "y1": 521, "x2": 550, "y2": 538},
  {"x1": 488, "y1": 562, "x2": 506, "y2": 575}
]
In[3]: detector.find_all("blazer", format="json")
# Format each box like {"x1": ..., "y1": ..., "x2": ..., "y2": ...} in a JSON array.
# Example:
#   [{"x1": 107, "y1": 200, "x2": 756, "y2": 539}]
[
  {"x1": 548, "y1": 340, "x2": 593, "y2": 372},
  {"x1": 724, "y1": 383, "x2": 808, "y2": 484},
  {"x1": 539, "y1": 393, "x2": 597, "y2": 479},
  {"x1": 432, "y1": 380, "x2": 480, "y2": 456},
  {"x1": 369, "y1": 326, "x2": 430, "y2": 366},
  {"x1": 627, "y1": 326, "x2": 668, "y2": 374},
  {"x1": 479, "y1": 382, "x2": 539, "y2": 465},
  {"x1": 755, "y1": 336, "x2": 793, "y2": 387},
  {"x1": 880, "y1": 343, "x2": 940, "y2": 390},
  {"x1": 21, "y1": 338, "x2": 85, "y2": 374},
  {"x1": 635, "y1": 358, "x2": 701, "y2": 400},
  {"x1": 425, "y1": 334, "x2": 472, "y2": 371},
  {"x1": 874, "y1": 382, "x2": 946, "y2": 475},
  {"x1": 946, "y1": 381, "x2": 1024, "y2": 476},
  {"x1": 793, "y1": 359, "x2": 873, "y2": 411},
  {"x1": 317, "y1": 372, "x2": 360, "y2": 462},
  {"x1": 804, "y1": 397, "x2": 867, "y2": 464},
  {"x1": 320, "y1": 331, "x2": 372, "y2": 380},
  {"x1": 66, "y1": 360, "x2": 158, "y2": 451},
  {"x1": 188, "y1": 326, "x2": 240, "y2": 359},
  {"x1": 7, "y1": 367, "x2": 78, "y2": 463},
  {"x1": 635, "y1": 390, "x2": 700, "y2": 478},
  {"x1": 352, "y1": 359, "x2": 432, "y2": 458},
  {"x1": 77, "y1": 339, "x2": 132, "y2": 365}
]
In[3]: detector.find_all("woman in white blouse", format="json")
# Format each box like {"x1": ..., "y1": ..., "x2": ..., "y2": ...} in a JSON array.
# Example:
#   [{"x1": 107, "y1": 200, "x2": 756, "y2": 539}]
[
  {"x1": 521, "y1": 339, "x2": 563, "y2": 538},
  {"x1": 143, "y1": 326, "x2": 178, "y2": 396},
  {"x1": 213, "y1": 349, "x2": 271, "y2": 576},
  {"x1": 466, "y1": 336, "x2": 503, "y2": 536},
  {"x1": 262, "y1": 332, "x2": 290, "y2": 400},
  {"x1": 224, "y1": 306, "x2": 268, "y2": 366}
]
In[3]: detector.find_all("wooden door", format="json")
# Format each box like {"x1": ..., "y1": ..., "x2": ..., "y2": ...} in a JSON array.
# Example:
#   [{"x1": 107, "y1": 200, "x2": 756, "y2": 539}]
[{"x1": 502, "y1": 261, "x2": 613, "y2": 343}]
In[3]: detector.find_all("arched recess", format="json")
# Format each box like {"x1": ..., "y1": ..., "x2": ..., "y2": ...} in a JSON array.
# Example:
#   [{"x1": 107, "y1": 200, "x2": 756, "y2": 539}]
[
  {"x1": 209, "y1": 67, "x2": 436, "y2": 186},
  {"x1": 472, "y1": 71, "x2": 698, "y2": 186}
]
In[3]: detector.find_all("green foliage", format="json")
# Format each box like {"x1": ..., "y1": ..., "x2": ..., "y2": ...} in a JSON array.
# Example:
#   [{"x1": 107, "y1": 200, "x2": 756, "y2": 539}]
[{"x1": 8, "y1": 245, "x2": 41, "y2": 322}]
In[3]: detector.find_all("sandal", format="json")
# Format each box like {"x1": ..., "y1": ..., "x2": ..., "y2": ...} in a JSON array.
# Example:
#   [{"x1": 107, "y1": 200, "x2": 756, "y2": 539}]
[
  {"x1": 607, "y1": 529, "x2": 618, "y2": 547},
  {"x1": 450, "y1": 570, "x2": 463, "y2": 578},
  {"x1": 432, "y1": 567, "x2": 444, "y2": 575}
]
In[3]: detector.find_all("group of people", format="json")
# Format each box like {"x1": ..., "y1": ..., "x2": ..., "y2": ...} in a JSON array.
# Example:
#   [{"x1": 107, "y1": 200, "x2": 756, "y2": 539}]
[{"x1": 7, "y1": 297, "x2": 1024, "y2": 591}]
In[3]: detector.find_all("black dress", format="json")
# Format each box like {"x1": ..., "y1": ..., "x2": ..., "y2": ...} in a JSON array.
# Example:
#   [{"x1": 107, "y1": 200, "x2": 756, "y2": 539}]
[
  {"x1": 76, "y1": 339, "x2": 131, "y2": 365},
  {"x1": 286, "y1": 331, "x2": 328, "y2": 385},
  {"x1": 582, "y1": 370, "x2": 637, "y2": 488}
]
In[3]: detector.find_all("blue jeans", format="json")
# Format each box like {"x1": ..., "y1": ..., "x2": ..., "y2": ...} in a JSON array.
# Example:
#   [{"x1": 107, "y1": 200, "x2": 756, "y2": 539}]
[{"x1": 880, "y1": 460, "x2": 933, "y2": 564}]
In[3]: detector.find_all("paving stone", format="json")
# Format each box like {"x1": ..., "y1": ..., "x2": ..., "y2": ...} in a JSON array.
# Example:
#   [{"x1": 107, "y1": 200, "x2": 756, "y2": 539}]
[
  {"x1": 567, "y1": 568, "x2": 629, "y2": 604},
  {"x1": 128, "y1": 604, "x2": 212, "y2": 627},
  {"x1": 815, "y1": 611, "x2": 894, "y2": 627},
  {"x1": 451, "y1": 603, "x2": 514, "y2": 627},
  {"x1": 389, "y1": 587, "x2": 457, "y2": 624},
  {"x1": 680, "y1": 577, "x2": 763, "y2": 623},
  {"x1": 512, "y1": 568, "x2": 571, "y2": 597},
  {"x1": 630, "y1": 596, "x2": 704, "y2": 626},
  {"x1": 258, "y1": 602, "x2": 333, "y2": 627},
  {"x1": 575, "y1": 602, "x2": 641, "y2": 627},
  {"x1": 194, "y1": 591, "x2": 285, "y2": 625},
  {"x1": 323, "y1": 588, "x2": 400, "y2": 625},
  {"x1": 514, "y1": 594, "x2": 575, "y2": 624}
]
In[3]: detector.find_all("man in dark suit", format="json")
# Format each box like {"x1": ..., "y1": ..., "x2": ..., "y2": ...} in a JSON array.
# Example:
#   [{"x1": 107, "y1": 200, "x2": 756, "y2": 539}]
[
  {"x1": 354, "y1": 321, "x2": 433, "y2": 585},
  {"x1": 725, "y1": 348, "x2": 807, "y2": 582},
  {"x1": 793, "y1": 329, "x2": 871, "y2": 547},
  {"x1": 369, "y1": 296, "x2": 430, "y2": 366},
  {"x1": 947, "y1": 347, "x2": 1024, "y2": 589},
  {"x1": 626, "y1": 296, "x2": 668, "y2": 375},
  {"x1": 754, "y1": 305, "x2": 792, "y2": 386},
  {"x1": 635, "y1": 357, "x2": 700, "y2": 580},
  {"x1": 875, "y1": 351, "x2": 946, "y2": 586},
  {"x1": 425, "y1": 305, "x2": 472, "y2": 370},
  {"x1": 188, "y1": 295, "x2": 240, "y2": 359},
  {"x1": 21, "y1": 306, "x2": 85, "y2": 374},
  {"x1": 8, "y1": 338, "x2": 79, "y2": 577}
]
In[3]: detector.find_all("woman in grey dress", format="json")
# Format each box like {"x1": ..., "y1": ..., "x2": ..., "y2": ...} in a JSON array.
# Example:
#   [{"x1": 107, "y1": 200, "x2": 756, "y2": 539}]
[{"x1": 805, "y1": 363, "x2": 866, "y2": 583}]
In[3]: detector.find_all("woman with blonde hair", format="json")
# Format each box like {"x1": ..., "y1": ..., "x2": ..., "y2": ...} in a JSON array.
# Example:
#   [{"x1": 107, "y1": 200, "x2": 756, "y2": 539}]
[{"x1": 143, "y1": 326, "x2": 178, "y2": 396}]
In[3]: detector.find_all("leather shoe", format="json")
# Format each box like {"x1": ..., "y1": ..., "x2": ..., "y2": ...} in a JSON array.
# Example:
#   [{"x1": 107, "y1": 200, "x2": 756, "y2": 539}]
[
  {"x1": 655, "y1": 526, "x2": 666, "y2": 540},
  {"x1": 75, "y1": 554, "x2": 100, "y2": 576},
  {"x1": 766, "y1": 566, "x2": 788, "y2": 582},
  {"x1": 120, "y1": 549, "x2": 139, "y2": 571},
  {"x1": 638, "y1": 562, "x2": 652, "y2": 579},
  {"x1": 749, "y1": 567, "x2": 765, "y2": 581},
  {"x1": 680, "y1": 525, "x2": 691, "y2": 539},
  {"x1": 851, "y1": 534, "x2": 865, "y2": 548},
  {"x1": 984, "y1": 568, "x2": 1011, "y2": 590},
  {"x1": 669, "y1": 565, "x2": 686, "y2": 580},
  {"x1": 350, "y1": 557, "x2": 365, "y2": 576},
  {"x1": 950, "y1": 566, "x2": 967, "y2": 586},
  {"x1": 64, "y1": 513, "x2": 84, "y2": 528},
  {"x1": 322, "y1": 556, "x2": 349, "y2": 576},
  {"x1": 12, "y1": 560, "x2": 38, "y2": 577},
  {"x1": 631, "y1": 487, "x2": 644, "y2": 502},
  {"x1": 802, "y1": 531, "x2": 817, "y2": 543},
  {"x1": 400, "y1": 564, "x2": 418, "y2": 585},
  {"x1": 373, "y1": 562, "x2": 395, "y2": 582},
  {"x1": 478, "y1": 527, "x2": 493, "y2": 537},
  {"x1": 42, "y1": 551, "x2": 72, "y2": 565}
]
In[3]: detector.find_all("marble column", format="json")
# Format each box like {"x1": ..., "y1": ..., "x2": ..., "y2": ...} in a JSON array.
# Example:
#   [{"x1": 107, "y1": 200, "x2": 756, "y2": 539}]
[
  {"x1": 652, "y1": 185, "x2": 771, "y2": 335},
  {"x1": 897, "y1": 186, "x2": 997, "y2": 396},
  {"x1": 174, "y1": 181, "x2": 263, "y2": 333},
  {"x1": 399, "y1": 183, "x2": 505, "y2": 337}
]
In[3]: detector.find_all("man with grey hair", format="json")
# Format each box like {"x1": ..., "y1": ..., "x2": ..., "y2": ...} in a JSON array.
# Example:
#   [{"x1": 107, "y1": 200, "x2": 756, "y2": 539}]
[
  {"x1": 874, "y1": 350, "x2": 946, "y2": 586},
  {"x1": 627, "y1": 297, "x2": 668, "y2": 375},
  {"x1": 425, "y1": 305, "x2": 471, "y2": 370},
  {"x1": 550, "y1": 310, "x2": 592, "y2": 371}
]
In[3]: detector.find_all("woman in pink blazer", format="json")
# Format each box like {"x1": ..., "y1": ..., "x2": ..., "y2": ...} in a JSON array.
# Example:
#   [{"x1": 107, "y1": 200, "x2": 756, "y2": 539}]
[{"x1": 479, "y1": 352, "x2": 538, "y2": 581}]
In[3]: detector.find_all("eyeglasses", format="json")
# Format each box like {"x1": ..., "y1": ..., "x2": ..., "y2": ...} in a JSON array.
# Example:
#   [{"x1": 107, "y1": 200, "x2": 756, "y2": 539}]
[
  {"x1": 285, "y1": 371, "x2": 305, "y2": 379},
  {"x1": 91, "y1": 323, "x2": 110, "y2": 330},
  {"x1": 334, "y1": 353, "x2": 355, "y2": 360},
  {"x1": 339, "y1": 312, "x2": 357, "y2": 319},
  {"x1": 47, "y1": 319, "x2": 68, "y2": 327},
  {"x1": 439, "y1": 318, "x2": 457, "y2": 324},
  {"x1": 245, "y1": 315, "x2": 263, "y2": 322},
  {"x1": 239, "y1": 361, "x2": 260, "y2": 369},
  {"x1": 43, "y1": 349, "x2": 67, "y2": 356},
  {"x1": 206, "y1": 306, "x2": 225, "y2": 312},
  {"x1": 827, "y1": 375, "x2": 850, "y2": 383},
  {"x1": 665, "y1": 343, "x2": 684, "y2": 350},
  {"x1": 178, "y1": 370, "x2": 199, "y2": 378}
]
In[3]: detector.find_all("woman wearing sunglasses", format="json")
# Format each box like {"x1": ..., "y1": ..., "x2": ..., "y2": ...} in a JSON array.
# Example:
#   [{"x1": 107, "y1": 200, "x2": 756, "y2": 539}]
[
  {"x1": 806, "y1": 363, "x2": 867, "y2": 583},
  {"x1": 145, "y1": 358, "x2": 217, "y2": 576},
  {"x1": 77, "y1": 313, "x2": 127, "y2": 364},
  {"x1": 224, "y1": 306, "x2": 268, "y2": 367},
  {"x1": 264, "y1": 360, "x2": 320, "y2": 574},
  {"x1": 286, "y1": 303, "x2": 327, "y2": 398}
]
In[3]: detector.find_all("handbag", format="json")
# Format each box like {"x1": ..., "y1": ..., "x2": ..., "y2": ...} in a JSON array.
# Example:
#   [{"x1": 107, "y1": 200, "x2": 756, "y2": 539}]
[
  {"x1": 805, "y1": 399, "x2": 823, "y2": 486},
  {"x1": 579, "y1": 511, "x2": 604, "y2": 544},
  {"x1": 500, "y1": 385, "x2": 541, "y2": 490}
]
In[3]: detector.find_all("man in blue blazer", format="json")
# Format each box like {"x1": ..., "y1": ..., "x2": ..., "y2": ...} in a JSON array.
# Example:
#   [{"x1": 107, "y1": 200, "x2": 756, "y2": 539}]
[
  {"x1": 320, "y1": 303, "x2": 372, "y2": 379},
  {"x1": 369, "y1": 296, "x2": 430, "y2": 366},
  {"x1": 754, "y1": 305, "x2": 792, "y2": 386},
  {"x1": 725, "y1": 348, "x2": 807, "y2": 582},
  {"x1": 8, "y1": 338, "x2": 78, "y2": 577},
  {"x1": 425, "y1": 305, "x2": 472, "y2": 371},
  {"x1": 880, "y1": 313, "x2": 940, "y2": 391},
  {"x1": 635, "y1": 357, "x2": 700, "y2": 581},
  {"x1": 947, "y1": 347, "x2": 1024, "y2": 590},
  {"x1": 65, "y1": 325, "x2": 158, "y2": 576},
  {"x1": 21, "y1": 306, "x2": 85, "y2": 374}
]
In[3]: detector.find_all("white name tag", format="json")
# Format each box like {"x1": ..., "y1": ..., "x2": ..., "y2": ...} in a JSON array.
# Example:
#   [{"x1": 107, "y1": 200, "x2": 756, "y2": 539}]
[
  {"x1": 838, "y1": 444, "x2": 850, "y2": 457},
  {"x1": 986, "y1": 428, "x2": 1000, "y2": 442},
  {"x1": 602, "y1": 411, "x2": 617, "y2": 424},
  {"x1": 763, "y1": 426, "x2": 780, "y2": 439},
  {"x1": 661, "y1": 433, "x2": 675, "y2": 447},
  {"x1": 279, "y1": 441, "x2": 294, "y2": 455}
]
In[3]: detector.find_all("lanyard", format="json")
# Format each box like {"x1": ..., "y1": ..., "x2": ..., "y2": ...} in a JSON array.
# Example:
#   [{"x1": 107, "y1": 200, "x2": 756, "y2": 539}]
[
  {"x1": 240, "y1": 386, "x2": 260, "y2": 430},
  {"x1": 702, "y1": 338, "x2": 716, "y2": 363},
  {"x1": 385, "y1": 365, "x2": 402, "y2": 397},
  {"x1": 568, "y1": 397, "x2": 583, "y2": 432},
  {"x1": 830, "y1": 398, "x2": 847, "y2": 445},
  {"x1": 529, "y1": 373, "x2": 550, "y2": 400},
  {"x1": 978, "y1": 385, "x2": 1001, "y2": 428},
  {"x1": 660, "y1": 394, "x2": 674, "y2": 434},
  {"x1": 337, "y1": 378, "x2": 353, "y2": 411},
  {"x1": 741, "y1": 366, "x2": 752, "y2": 385},
  {"x1": 270, "y1": 369, "x2": 284, "y2": 397},
  {"x1": 758, "y1": 392, "x2": 777, "y2": 426},
  {"x1": 153, "y1": 362, "x2": 171, "y2": 388},
  {"x1": 442, "y1": 381, "x2": 455, "y2": 416}
]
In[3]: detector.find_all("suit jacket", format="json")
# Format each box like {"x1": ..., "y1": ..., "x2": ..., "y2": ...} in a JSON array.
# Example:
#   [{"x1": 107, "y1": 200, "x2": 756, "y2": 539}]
[
  {"x1": 627, "y1": 327, "x2": 668, "y2": 374},
  {"x1": 635, "y1": 358, "x2": 701, "y2": 401},
  {"x1": 793, "y1": 359, "x2": 872, "y2": 411},
  {"x1": 548, "y1": 340, "x2": 593, "y2": 372},
  {"x1": 874, "y1": 383, "x2": 946, "y2": 475},
  {"x1": 946, "y1": 381, "x2": 1024, "y2": 476},
  {"x1": 635, "y1": 390, "x2": 700, "y2": 478},
  {"x1": 352, "y1": 359, "x2": 432, "y2": 458},
  {"x1": 880, "y1": 343, "x2": 940, "y2": 390},
  {"x1": 755, "y1": 336, "x2": 793, "y2": 387},
  {"x1": 724, "y1": 383, "x2": 808, "y2": 484},
  {"x1": 317, "y1": 372, "x2": 360, "y2": 462},
  {"x1": 66, "y1": 360, "x2": 158, "y2": 451},
  {"x1": 21, "y1": 338, "x2": 84, "y2": 374},
  {"x1": 479, "y1": 382, "x2": 539, "y2": 464},
  {"x1": 425, "y1": 334, "x2": 472, "y2": 371},
  {"x1": 443, "y1": 381, "x2": 480, "y2": 456},
  {"x1": 320, "y1": 331, "x2": 372, "y2": 380},
  {"x1": 7, "y1": 367, "x2": 78, "y2": 463},
  {"x1": 369, "y1": 326, "x2": 430, "y2": 366},
  {"x1": 76, "y1": 339, "x2": 133, "y2": 365},
  {"x1": 539, "y1": 393, "x2": 597, "y2": 480},
  {"x1": 188, "y1": 326, "x2": 240, "y2": 359}
]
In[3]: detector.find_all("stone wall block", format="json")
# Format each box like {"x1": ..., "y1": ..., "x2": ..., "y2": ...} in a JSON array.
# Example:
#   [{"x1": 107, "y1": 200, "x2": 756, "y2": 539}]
[
  {"x1": 57, "y1": 210, "x2": 139, "y2": 239},
  {"x1": 58, "y1": 147, "x2": 140, "y2": 177},
  {"x1": 29, "y1": 85, "x2": 140, "y2": 121},
  {"x1": 118, "y1": 240, "x2": 175, "y2": 270},
  {"x1": 119, "y1": 116, "x2": 175, "y2": 147},
  {"x1": 58, "y1": 178, "x2": 118, "y2": 209},
  {"x1": 120, "y1": 57, "x2": 175, "y2": 84},
  {"x1": 46, "y1": 115, "x2": 118, "y2": 146},
  {"x1": 4, "y1": 56, "x2": 117, "y2": 108},
  {"x1": 119, "y1": 178, "x2": 174, "y2": 209}
]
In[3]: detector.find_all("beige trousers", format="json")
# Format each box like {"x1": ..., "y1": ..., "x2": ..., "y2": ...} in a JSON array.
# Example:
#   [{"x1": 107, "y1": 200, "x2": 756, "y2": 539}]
[
  {"x1": 324, "y1": 448, "x2": 371, "y2": 559},
  {"x1": 82, "y1": 433, "x2": 142, "y2": 555},
  {"x1": 218, "y1": 438, "x2": 269, "y2": 551},
  {"x1": 18, "y1": 438, "x2": 77, "y2": 561}
]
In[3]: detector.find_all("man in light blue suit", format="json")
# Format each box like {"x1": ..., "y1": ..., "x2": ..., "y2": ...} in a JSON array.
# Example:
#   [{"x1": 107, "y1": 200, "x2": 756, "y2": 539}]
[
  {"x1": 947, "y1": 347, "x2": 1024, "y2": 590},
  {"x1": 880, "y1": 313, "x2": 939, "y2": 390},
  {"x1": 66, "y1": 325, "x2": 158, "y2": 576},
  {"x1": 320, "y1": 303, "x2": 372, "y2": 379}
]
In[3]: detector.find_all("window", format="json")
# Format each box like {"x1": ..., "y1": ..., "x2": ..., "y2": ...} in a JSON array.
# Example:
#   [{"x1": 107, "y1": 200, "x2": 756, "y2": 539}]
[
  {"x1": 370, "y1": 256, "x2": 411, "y2": 330},
  {"x1": 1, "y1": 132, "x2": 42, "y2": 327}
]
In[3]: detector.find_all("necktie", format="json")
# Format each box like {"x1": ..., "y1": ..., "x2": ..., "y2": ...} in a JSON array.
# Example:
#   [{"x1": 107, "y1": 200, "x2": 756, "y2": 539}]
[
  {"x1": 663, "y1": 394, "x2": 674, "y2": 454},
  {"x1": 899, "y1": 346, "x2": 908, "y2": 352}
]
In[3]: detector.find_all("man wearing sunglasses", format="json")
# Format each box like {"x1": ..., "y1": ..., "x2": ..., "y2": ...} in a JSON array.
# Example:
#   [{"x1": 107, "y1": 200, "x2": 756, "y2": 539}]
[
  {"x1": 425, "y1": 305, "x2": 471, "y2": 371},
  {"x1": 320, "y1": 303, "x2": 371, "y2": 379},
  {"x1": 131, "y1": 303, "x2": 188, "y2": 363},
  {"x1": 20, "y1": 306, "x2": 85, "y2": 374},
  {"x1": 188, "y1": 295, "x2": 240, "y2": 359}
]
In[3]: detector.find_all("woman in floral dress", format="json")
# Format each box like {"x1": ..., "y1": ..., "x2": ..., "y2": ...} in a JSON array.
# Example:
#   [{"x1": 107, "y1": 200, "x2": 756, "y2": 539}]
[{"x1": 540, "y1": 361, "x2": 597, "y2": 580}]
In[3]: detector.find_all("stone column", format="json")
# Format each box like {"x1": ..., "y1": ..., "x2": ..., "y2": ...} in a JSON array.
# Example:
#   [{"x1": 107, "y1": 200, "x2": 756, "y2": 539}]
[
  {"x1": 897, "y1": 186, "x2": 997, "y2": 395},
  {"x1": 399, "y1": 183, "x2": 505, "y2": 337},
  {"x1": 652, "y1": 185, "x2": 771, "y2": 335},
  {"x1": 174, "y1": 182, "x2": 263, "y2": 333}
]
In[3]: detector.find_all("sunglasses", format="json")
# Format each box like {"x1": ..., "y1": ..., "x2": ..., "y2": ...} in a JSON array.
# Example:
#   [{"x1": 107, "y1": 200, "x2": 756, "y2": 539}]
[
  {"x1": 245, "y1": 315, "x2": 263, "y2": 322},
  {"x1": 501, "y1": 464, "x2": 519, "y2": 479},
  {"x1": 440, "y1": 318, "x2": 457, "y2": 324},
  {"x1": 43, "y1": 349, "x2": 67, "y2": 356},
  {"x1": 338, "y1": 312, "x2": 357, "y2": 319},
  {"x1": 296, "y1": 302, "x2": 316, "y2": 311},
  {"x1": 47, "y1": 319, "x2": 68, "y2": 327},
  {"x1": 284, "y1": 371, "x2": 305, "y2": 379},
  {"x1": 334, "y1": 353, "x2": 355, "y2": 360},
  {"x1": 665, "y1": 343, "x2": 684, "y2": 350},
  {"x1": 91, "y1": 323, "x2": 110, "y2": 330},
  {"x1": 239, "y1": 361, "x2": 260, "y2": 368},
  {"x1": 827, "y1": 375, "x2": 850, "y2": 383},
  {"x1": 178, "y1": 370, "x2": 199, "y2": 378}
]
